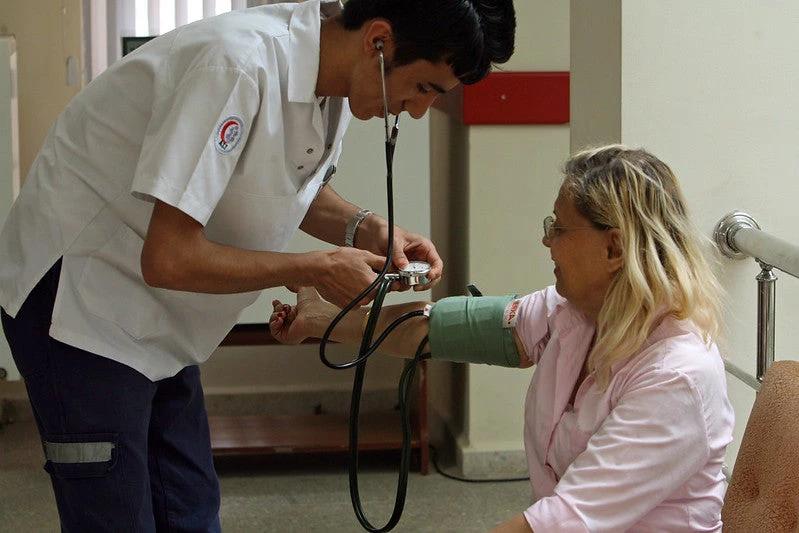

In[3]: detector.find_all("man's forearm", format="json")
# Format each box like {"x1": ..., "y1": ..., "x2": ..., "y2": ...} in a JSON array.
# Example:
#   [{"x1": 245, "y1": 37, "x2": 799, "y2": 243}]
[
  {"x1": 300, "y1": 185, "x2": 360, "y2": 246},
  {"x1": 142, "y1": 200, "x2": 323, "y2": 293},
  {"x1": 301, "y1": 185, "x2": 389, "y2": 253}
]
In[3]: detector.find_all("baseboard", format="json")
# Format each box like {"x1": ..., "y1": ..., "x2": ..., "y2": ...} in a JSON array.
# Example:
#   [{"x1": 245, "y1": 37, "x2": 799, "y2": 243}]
[
  {"x1": 421, "y1": 408, "x2": 528, "y2": 479},
  {"x1": 0, "y1": 379, "x2": 31, "y2": 425},
  {"x1": 202, "y1": 388, "x2": 400, "y2": 417},
  {"x1": 455, "y1": 435, "x2": 528, "y2": 479},
  {"x1": 0, "y1": 379, "x2": 27, "y2": 400}
]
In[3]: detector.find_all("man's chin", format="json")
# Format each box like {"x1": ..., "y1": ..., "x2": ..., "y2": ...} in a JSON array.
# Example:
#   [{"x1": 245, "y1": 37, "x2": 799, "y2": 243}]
[
  {"x1": 348, "y1": 103, "x2": 380, "y2": 121},
  {"x1": 361, "y1": 111, "x2": 382, "y2": 121}
]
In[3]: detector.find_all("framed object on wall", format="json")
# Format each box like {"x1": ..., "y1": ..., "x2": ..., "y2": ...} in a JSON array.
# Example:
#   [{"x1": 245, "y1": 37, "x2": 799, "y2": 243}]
[{"x1": 122, "y1": 36, "x2": 156, "y2": 56}]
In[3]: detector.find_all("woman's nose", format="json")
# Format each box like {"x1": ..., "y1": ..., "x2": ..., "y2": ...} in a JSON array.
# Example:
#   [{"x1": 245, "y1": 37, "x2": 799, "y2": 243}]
[{"x1": 542, "y1": 235, "x2": 551, "y2": 248}]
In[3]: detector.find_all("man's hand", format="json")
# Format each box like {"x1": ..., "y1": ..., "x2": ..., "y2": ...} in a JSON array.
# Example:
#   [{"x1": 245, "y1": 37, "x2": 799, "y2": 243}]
[
  {"x1": 297, "y1": 186, "x2": 442, "y2": 297},
  {"x1": 389, "y1": 225, "x2": 443, "y2": 292},
  {"x1": 309, "y1": 247, "x2": 387, "y2": 307},
  {"x1": 358, "y1": 218, "x2": 443, "y2": 292}
]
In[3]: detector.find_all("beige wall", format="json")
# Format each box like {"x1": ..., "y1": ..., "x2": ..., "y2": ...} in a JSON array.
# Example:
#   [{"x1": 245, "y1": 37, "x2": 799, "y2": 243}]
[{"x1": 0, "y1": 0, "x2": 83, "y2": 180}]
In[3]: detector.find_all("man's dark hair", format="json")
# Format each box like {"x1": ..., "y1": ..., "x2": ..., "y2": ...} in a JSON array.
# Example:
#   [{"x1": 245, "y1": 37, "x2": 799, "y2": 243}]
[{"x1": 340, "y1": 0, "x2": 516, "y2": 85}]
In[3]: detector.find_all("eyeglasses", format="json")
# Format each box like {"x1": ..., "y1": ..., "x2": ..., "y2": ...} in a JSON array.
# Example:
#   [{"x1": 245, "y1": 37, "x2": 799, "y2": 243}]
[{"x1": 543, "y1": 215, "x2": 603, "y2": 240}]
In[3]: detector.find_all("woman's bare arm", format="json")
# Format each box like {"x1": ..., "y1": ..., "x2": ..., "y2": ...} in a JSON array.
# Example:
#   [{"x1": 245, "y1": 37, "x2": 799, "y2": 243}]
[{"x1": 270, "y1": 287, "x2": 531, "y2": 367}]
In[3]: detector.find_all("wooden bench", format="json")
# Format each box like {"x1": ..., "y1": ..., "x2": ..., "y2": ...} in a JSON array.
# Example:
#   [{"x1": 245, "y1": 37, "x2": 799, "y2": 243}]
[{"x1": 208, "y1": 324, "x2": 429, "y2": 474}]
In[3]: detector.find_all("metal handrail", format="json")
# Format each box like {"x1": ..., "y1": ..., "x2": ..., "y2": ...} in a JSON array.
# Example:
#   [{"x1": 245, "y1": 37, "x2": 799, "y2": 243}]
[
  {"x1": 714, "y1": 212, "x2": 799, "y2": 277},
  {"x1": 723, "y1": 360, "x2": 761, "y2": 392},
  {"x1": 714, "y1": 211, "x2": 799, "y2": 387}
]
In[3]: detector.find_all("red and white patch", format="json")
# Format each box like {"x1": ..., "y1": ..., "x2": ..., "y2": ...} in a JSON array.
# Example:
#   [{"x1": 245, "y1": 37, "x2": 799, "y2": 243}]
[
  {"x1": 503, "y1": 299, "x2": 521, "y2": 328},
  {"x1": 214, "y1": 116, "x2": 244, "y2": 154}
]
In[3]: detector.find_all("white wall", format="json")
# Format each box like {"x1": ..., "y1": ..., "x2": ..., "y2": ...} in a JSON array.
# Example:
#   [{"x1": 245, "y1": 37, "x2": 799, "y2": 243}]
[
  {"x1": 572, "y1": 0, "x2": 799, "y2": 470},
  {"x1": 622, "y1": 1, "x2": 799, "y2": 469}
]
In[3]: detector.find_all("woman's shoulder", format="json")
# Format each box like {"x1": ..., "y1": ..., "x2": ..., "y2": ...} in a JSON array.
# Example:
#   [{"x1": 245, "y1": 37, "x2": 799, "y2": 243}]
[
  {"x1": 515, "y1": 287, "x2": 595, "y2": 364},
  {"x1": 516, "y1": 286, "x2": 591, "y2": 335},
  {"x1": 617, "y1": 317, "x2": 727, "y2": 394},
  {"x1": 609, "y1": 317, "x2": 734, "y2": 444},
  {"x1": 518, "y1": 286, "x2": 575, "y2": 321}
]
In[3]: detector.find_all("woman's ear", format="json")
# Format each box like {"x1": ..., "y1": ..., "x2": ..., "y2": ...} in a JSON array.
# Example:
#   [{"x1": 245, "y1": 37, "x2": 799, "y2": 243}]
[{"x1": 606, "y1": 228, "x2": 624, "y2": 273}]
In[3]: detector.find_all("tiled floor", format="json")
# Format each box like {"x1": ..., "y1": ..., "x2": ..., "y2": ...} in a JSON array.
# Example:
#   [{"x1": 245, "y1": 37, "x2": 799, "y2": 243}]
[{"x1": 0, "y1": 418, "x2": 531, "y2": 532}]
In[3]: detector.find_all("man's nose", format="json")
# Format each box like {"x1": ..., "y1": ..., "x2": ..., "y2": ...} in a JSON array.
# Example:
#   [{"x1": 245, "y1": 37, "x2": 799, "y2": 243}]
[{"x1": 404, "y1": 93, "x2": 440, "y2": 119}]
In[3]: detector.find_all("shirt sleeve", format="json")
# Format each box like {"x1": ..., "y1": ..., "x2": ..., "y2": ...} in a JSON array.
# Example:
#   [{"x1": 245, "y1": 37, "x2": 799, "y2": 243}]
[
  {"x1": 131, "y1": 64, "x2": 260, "y2": 225},
  {"x1": 514, "y1": 286, "x2": 566, "y2": 365},
  {"x1": 524, "y1": 365, "x2": 710, "y2": 532}
]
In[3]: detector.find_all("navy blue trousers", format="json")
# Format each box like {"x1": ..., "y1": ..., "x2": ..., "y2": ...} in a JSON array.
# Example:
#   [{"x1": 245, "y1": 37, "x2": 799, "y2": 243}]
[{"x1": 1, "y1": 261, "x2": 221, "y2": 533}]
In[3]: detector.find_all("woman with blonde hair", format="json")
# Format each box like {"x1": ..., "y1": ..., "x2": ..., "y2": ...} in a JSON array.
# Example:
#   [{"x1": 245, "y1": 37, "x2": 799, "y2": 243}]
[{"x1": 270, "y1": 145, "x2": 734, "y2": 532}]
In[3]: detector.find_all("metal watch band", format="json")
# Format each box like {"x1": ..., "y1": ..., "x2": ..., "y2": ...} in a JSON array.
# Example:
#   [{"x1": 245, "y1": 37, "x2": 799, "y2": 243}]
[{"x1": 344, "y1": 209, "x2": 373, "y2": 247}]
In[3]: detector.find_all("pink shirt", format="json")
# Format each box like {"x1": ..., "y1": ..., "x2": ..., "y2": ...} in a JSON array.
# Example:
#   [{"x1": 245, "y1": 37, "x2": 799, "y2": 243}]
[{"x1": 515, "y1": 287, "x2": 734, "y2": 532}]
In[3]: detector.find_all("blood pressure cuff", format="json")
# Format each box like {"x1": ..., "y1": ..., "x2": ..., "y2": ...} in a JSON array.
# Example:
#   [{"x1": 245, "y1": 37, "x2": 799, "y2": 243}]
[{"x1": 428, "y1": 294, "x2": 520, "y2": 367}]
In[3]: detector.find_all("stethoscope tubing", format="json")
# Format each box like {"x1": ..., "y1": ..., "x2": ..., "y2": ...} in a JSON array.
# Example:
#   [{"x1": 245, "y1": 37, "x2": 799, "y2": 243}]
[
  {"x1": 317, "y1": 48, "x2": 426, "y2": 533},
  {"x1": 318, "y1": 46, "x2": 400, "y2": 371}
]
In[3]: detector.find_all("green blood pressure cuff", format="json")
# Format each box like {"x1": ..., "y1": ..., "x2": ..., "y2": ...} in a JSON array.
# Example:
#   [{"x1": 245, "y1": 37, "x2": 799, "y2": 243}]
[{"x1": 428, "y1": 294, "x2": 520, "y2": 367}]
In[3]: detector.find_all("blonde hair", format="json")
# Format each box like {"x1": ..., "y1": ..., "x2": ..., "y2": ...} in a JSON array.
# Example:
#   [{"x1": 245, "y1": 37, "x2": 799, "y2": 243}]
[{"x1": 561, "y1": 145, "x2": 723, "y2": 390}]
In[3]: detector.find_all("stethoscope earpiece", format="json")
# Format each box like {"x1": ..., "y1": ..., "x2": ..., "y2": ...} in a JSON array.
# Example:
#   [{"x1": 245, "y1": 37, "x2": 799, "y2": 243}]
[{"x1": 375, "y1": 39, "x2": 399, "y2": 146}]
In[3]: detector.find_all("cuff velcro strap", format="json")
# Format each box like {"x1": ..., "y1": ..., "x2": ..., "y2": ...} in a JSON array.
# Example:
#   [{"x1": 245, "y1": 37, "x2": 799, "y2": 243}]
[{"x1": 428, "y1": 294, "x2": 520, "y2": 367}]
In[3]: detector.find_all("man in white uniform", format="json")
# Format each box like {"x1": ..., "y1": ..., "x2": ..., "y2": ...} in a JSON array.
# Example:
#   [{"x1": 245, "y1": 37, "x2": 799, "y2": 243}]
[{"x1": 0, "y1": 0, "x2": 516, "y2": 530}]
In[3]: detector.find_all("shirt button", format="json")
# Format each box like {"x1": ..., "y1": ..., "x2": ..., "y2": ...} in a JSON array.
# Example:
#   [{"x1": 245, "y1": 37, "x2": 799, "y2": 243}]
[
  {"x1": 297, "y1": 165, "x2": 304, "y2": 170},
  {"x1": 306, "y1": 148, "x2": 314, "y2": 154}
]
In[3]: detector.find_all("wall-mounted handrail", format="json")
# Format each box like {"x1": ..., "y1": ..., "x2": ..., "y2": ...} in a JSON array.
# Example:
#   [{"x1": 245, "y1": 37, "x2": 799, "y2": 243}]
[
  {"x1": 714, "y1": 211, "x2": 799, "y2": 387},
  {"x1": 714, "y1": 212, "x2": 799, "y2": 277}
]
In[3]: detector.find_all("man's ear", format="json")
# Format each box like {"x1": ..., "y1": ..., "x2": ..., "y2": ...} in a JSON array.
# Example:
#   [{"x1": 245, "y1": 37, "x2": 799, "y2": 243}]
[
  {"x1": 363, "y1": 20, "x2": 393, "y2": 57},
  {"x1": 606, "y1": 228, "x2": 624, "y2": 273}
]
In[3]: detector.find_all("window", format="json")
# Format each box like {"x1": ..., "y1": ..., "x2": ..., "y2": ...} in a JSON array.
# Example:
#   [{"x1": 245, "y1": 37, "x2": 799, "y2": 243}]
[{"x1": 84, "y1": 0, "x2": 253, "y2": 80}]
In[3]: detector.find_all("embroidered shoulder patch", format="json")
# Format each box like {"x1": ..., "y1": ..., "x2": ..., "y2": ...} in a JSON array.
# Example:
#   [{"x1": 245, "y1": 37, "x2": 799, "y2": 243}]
[{"x1": 214, "y1": 116, "x2": 244, "y2": 154}]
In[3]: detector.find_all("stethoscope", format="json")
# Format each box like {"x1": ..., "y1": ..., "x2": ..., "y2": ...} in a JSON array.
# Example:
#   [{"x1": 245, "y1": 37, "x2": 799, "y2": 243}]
[{"x1": 318, "y1": 40, "x2": 432, "y2": 533}]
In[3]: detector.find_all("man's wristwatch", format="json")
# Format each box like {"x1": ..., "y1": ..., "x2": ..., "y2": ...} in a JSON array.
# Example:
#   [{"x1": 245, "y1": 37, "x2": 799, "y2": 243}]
[{"x1": 344, "y1": 209, "x2": 373, "y2": 247}]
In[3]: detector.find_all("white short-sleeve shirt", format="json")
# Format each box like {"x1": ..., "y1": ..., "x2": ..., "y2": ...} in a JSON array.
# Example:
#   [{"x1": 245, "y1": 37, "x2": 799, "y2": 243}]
[
  {"x1": 513, "y1": 287, "x2": 734, "y2": 532},
  {"x1": 0, "y1": 0, "x2": 351, "y2": 380}
]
